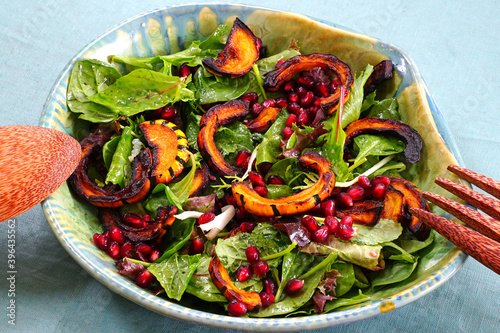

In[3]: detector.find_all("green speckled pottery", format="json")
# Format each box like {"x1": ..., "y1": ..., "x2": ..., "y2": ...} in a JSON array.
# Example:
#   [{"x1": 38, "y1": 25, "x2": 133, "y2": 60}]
[{"x1": 40, "y1": 3, "x2": 467, "y2": 331}]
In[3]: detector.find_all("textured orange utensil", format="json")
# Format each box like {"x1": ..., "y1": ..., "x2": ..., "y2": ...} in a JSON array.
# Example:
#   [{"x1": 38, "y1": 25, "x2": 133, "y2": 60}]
[{"x1": 0, "y1": 125, "x2": 81, "y2": 221}]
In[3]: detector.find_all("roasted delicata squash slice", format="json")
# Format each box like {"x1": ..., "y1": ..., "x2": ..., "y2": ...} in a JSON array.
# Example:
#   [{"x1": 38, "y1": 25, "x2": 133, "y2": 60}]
[
  {"x1": 202, "y1": 17, "x2": 262, "y2": 78},
  {"x1": 263, "y1": 53, "x2": 354, "y2": 113},
  {"x1": 232, "y1": 151, "x2": 336, "y2": 217},
  {"x1": 209, "y1": 256, "x2": 262, "y2": 312},
  {"x1": 198, "y1": 100, "x2": 250, "y2": 177},
  {"x1": 68, "y1": 132, "x2": 152, "y2": 208},
  {"x1": 246, "y1": 107, "x2": 281, "y2": 133},
  {"x1": 344, "y1": 117, "x2": 423, "y2": 164},
  {"x1": 380, "y1": 185, "x2": 406, "y2": 223},
  {"x1": 335, "y1": 200, "x2": 384, "y2": 226},
  {"x1": 189, "y1": 161, "x2": 211, "y2": 197},
  {"x1": 139, "y1": 119, "x2": 190, "y2": 185}
]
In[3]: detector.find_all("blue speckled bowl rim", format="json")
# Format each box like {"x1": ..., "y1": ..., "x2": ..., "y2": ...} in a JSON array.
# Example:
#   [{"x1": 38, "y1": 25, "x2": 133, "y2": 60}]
[{"x1": 40, "y1": 3, "x2": 467, "y2": 331}]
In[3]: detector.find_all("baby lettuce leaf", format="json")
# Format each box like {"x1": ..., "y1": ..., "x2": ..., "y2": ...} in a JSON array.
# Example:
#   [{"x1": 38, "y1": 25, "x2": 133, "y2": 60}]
[
  {"x1": 88, "y1": 69, "x2": 193, "y2": 116},
  {"x1": 330, "y1": 262, "x2": 355, "y2": 297},
  {"x1": 256, "y1": 109, "x2": 289, "y2": 166},
  {"x1": 104, "y1": 126, "x2": 133, "y2": 188},
  {"x1": 352, "y1": 218, "x2": 403, "y2": 246},
  {"x1": 155, "y1": 218, "x2": 196, "y2": 263},
  {"x1": 383, "y1": 241, "x2": 416, "y2": 263},
  {"x1": 194, "y1": 68, "x2": 250, "y2": 104},
  {"x1": 214, "y1": 122, "x2": 254, "y2": 164},
  {"x1": 369, "y1": 258, "x2": 419, "y2": 291},
  {"x1": 364, "y1": 97, "x2": 400, "y2": 120},
  {"x1": 340, "y1": 64, "x2": 374, "y2": 128},
  {"x1": 321, "y1": 116, "x2": 349, "y2": 182},
  {"x1": 266, "y1": 184, "x2": 293, "y2": 199},
  {"x1": 168, "y1": 153, "x2": 196, "y2": 205},
  {"x1": 322, "y1": 290, "x2": 370, "y2": 314},
  {"x1": 352, "y1": 134, "x2": 405, "y2": 164},
  {"x1": 185, "y1": 254, "x2": 227, "y2": 302},
  {"x1": 102, "y1": 135, "x2": 121, "y2": 170},
  {"x1": 185, "y1": 112, "x2": 202, "y2": 151},
  {"x1": 275, "y1": 250, "x2": 316, "y2": 302},
  {"x1": 397, "y1": 229, "x2": 435, "y2": 254},
  {"x1": 148, "y1": 253, "x2": 201, "y2": 301}
]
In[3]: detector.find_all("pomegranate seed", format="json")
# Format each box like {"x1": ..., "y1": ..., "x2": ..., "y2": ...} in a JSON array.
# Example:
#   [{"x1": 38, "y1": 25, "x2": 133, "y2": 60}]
[
  {"x1": 267, "y1": 175, "x2": 286, "y2": 185},
  {"x1": 324, "y1": 216, "x2": 340, "y2": 234},
  {"x1": 340, "y1": 215, "x2": 354, "y2": 227},
  {"x1": 330, "y1": 77, "x2": 341, "y2": 91},
  {"x1": 357, "y1": 175, "x2": 372, "y2": 190},
  {"x1": 371, "y1": 175, "x2": 390, "y2": 187},
  {"x1": 142, "y1": 214, "x2": 152, "y2": 223},
  {"x1": 258, "y1": 162, "x2": 273, "y2": 176},
  {"x1": 249, "y1": 171, "x2": 266, "y2": 187},
  {"x1": 120, "y1": 241, "x2": 134, "y2": 258},
  {"x1": 336, "y1": 192, "x2": 354, "y2": 207},
  {"x1": 299, "y1": 91, "x2": 315, "y2": 108},
  {"x1": 252, "y1": 103, "x2": 264, "y2": 117},
  {"x1": 136, "y1": 243, "x2": 152, "y2": 255},
  {"x1": 240, "y1": 92, "x2": 258, "y2": 106},
  {"x1": 297, "y1": 111, "x2": 310, "y2": 126},
  {"x1": 236, "y1": 264, "x2": 254, "y2": 282},
  {"x1": 285, "y1": 278, "x2": 304, "y2": 296},
  {"x1": 107, "y1": 241, "x2": 121, "y2": 259},
  {"x1": 320, "y1": 199, "x2": 335, "y2": 216},
  {"x1": 285, "y1": 114, "x2": 298, "y2": 127},
  {"x1": 122, "y1": 213, "x2": 143, "y2": 228},
  {"x1": 296, "y1": 86, "x2": 307, "y2": 97},
  {"x1": 282, "y1": 126, "x2": 294, "y2": 139},
  {"x1": 240, "y1": 222, "x2": 257, "y2": 233},
  {"x1": 253, "y1": 260, "x2": 269, "y2": 276},
  {"x1": 301, "y1": 215, "x2": 319, "y2": 233},
  {"x1": 245, "y1": 246, "x2": 260, "y2": 264},
  {"x1": 235, "y1": 207, "x2": 248, "y2": 221},
  {"x1": 314, "y1": 98, "x2": 322, "y2": 106},
  {"x1": 93, "y1": 233, "x2": 110, "y2": 251},
  {"x1": 346, "y1": 186, "x2": 365, "y2": 201},
  {"x1": 275, "y1": 97, "x2": 288, "y2": 108},
  {"x1": 372, "y1": 183, "x2": 388, "y2": 201},
  {"x1": 149, "y1": 248, "x2": 161, "y2": 262},
  {"x1": 262, "y1": 99, "x2": 276, "y2": 108},
  {"x1": 189, "y1": 238, "x2": 205, "y2": 255},
  {"x1": 262, "y1": 278, "x2": 278, "y2": 295},
  {"x1": 312, "y1": 226, "x2": 329, "y2": 244},
  {"x1": 331, "y1": 187, "x2": 342, "y2": 196},
  {"x1": 314, "y1": 82, "x2": 330, "y2": 97},
  {"x1": 287, "y1": 102, "x2": 301, "y2": 115},
  {"x1": 308, "y1": 105, "x2": 320, "y2": 116},
  {"x1": 135, "y1": 270, "x2": 155, "y2": 288},
  {"x1": 254, "y1": 186, "x2": 268, "y2": 197},
  {"x1": 179, "y1": 63, "x2": 191, "y2": 77},
  {"x1": 297, "y1": 76, "x2": 314, "y2": 89},
  {"x1": 337, "y1": 224, "x2": 357, "y2": 240},
  {"x1": 260, "y1": 292, "x2": 275, "y2": 307},
  {"x1": 235, "y1": 150, "x2": 251, "y2": 169},
  {"x1": 109, "y1": 227, "x2": 125, "y2": 244},
  {"x1": 227, "y1": 300, "x2": 247, "y2": 317},
  {"x1": 160, "y1": 106, "x2": 178, "y2": 120},
  {"x1": 198, "y1": 212, "x2": 216, "y2": 225},
  {"x1": 288, "y1": 92, "x2": 299, "y2": 103},
  {"x1": 226, "y1": 195, "x2": 236, "y2": 206},
  {"x1": 103, "y1": 230, "x2": 110, "y2": 239},
  {"x1": 283, "y1": 81, "x2": 296, "y2": 92},
  {"x1": 276, "y1": 59, "x2": 286, "y2": 67}
]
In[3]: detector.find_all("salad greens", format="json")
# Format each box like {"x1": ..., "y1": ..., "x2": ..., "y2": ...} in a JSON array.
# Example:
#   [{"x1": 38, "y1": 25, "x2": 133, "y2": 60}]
[{"x1": 66, "y1": 21, "x2": 438, "y2": 318}]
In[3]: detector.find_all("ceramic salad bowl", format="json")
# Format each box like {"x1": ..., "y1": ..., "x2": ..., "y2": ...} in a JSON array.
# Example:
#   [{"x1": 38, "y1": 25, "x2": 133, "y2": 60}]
[{"x1": 40, "y1": 3, "x2": 467, "y2": 331}]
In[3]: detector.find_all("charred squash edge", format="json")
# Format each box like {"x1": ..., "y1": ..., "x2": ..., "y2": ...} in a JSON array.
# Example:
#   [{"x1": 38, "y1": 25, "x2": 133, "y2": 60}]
[
  {"x1": 335, "y1": 200, "x2": 384, "y2": 226},
  {"x1": 364, "y1": 59, "x2": 393, "y2": 96},
  {"x1": 344, "y1": 117, "x2": 423, "y2": 164},
  {"x1": 262, "y1": 53, "x2": 354, "y2": 113},
  {"x1": 209, "y1": 256, "x2": 262, "y2": 312},
  {"x1": 197, "y1": 100, "x2": 250, "y2": 177},
  {"x1": 68, "y1": 133, "x2": 152, "y2": 208},
  {"x1": 202, "y1": 17, "x2": 261, "y2": 78},
  {"x1": 380, "y1": 185, "x2": 406, "y2": 223},
  {"x1": 232, "y1": 150, "x2": 336, "y2": 217},
  {"x1": 99, "y1": 205, "x2": 177, "y2": 243},
  {"x1": 139, "y1": 119, "x2": 190, "y2": 185},
  {"x1": 189, "y1": 162, "x2": 211, "y2": 197},
  {"x1": 389, "y1": 177, "x2": 431, "y2": 240},
  {"x1": 246, "y1": 107, "x2": 281, "y2": 133}
]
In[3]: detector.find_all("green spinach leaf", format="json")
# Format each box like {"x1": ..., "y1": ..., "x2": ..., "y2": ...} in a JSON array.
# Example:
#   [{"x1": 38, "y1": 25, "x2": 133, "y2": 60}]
[
  {"x1": 341, "y1": 64, "x2": 374, "y2": 128},
  {"x1": 353, "y1": 134, "x2": 405, "y2": 164},
  {"x1": 256, "y1": 109, "x2": 289, "y2": 166},
  {"x1": 104, "y1": 126, "x2": 133, "y2": 188},
  {"x1": 155, "y1": 218, "x2": 197, "y2": 263}
]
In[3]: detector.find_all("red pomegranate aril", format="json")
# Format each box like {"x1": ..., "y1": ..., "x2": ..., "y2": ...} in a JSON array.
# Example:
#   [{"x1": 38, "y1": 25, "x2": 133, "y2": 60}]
[
  {"x1": 189, "y1": 238, "x2": 205, "y2": 255},
  {"x1": 135, "y1": 270, "x2": 155, "y2": 288},
  {"x1": 249, "y1": 171, "x2": 266, "y2": 187},
  {"x1": 299, "y1": 91, "x2": 315, "y2": 108},
  {"x1": 314, "y1": 82, "x2": 330, "y2": 97},
  {"x1": 179, "y1": 63, "x2": 191, "y2": 77},
  {"x1": 336, "y1": 192, "x2": 354, "y2": 208},
  {"x1": 330, "y1": 77, "x2": 341, "y2": 91},
  {"x1": 258, "y1": 162, "x2": 273, "y2": 176},
  {"x1": 160, "y1": 106, "x2": 178, "y2": 120},
  {"x1": 235, "y1": 150, "x2": 251, "y2": 169},
  {"x1": 240, "y1": 222, "x2": 257, "y2": 233},
  {"x1": 371, "y1": 175, "x2": 391, "y2": 187},
  {"x1": 285, "y1": 278, "x2": 305, "y2": 296},
  {"x1": 285, "y1": 114, "x2": 298, "y2": 127},
  {"x1": 283, "y1": 81, "x2": 296, "y2": 92},
  {"x1": 312, "y1": 226, "x2": 329, "y2": 244},
  {"x1": 122, "y1": 213, "x2": 143, "y2": 228},
  {"x1": 262, "y1": 277, "x2": 278, "y2": 295},
  {"x1": 337, "y1": 224, "x2": 357, "y2": 240},
  {"x1": 296, "y1": 85, "x2": 307, "y2": 97},
  {"x1": 253, "y1": 260, "x2": 269, "y2": 276},
  {"x1": 149, "y1": 248, "x2": 161, "y2": 262},
  {"x1": 228, "y1": 300, "x2": 247, "y2": 317},
  {"x1": 120, "y1": 241, "x2": 134, "y2": 258},
  {"x1": 346, "y1": 186, "x2": 365, "y2": 201},
  {"x1": 288, "y1": 92, "x2": 299, "y2": 103},
  {"x1": 357, "y1": 175, "x2": 372, "y2": 190},
  {"x1": 236, "y1": 264, "x2": 254, "y2": 282},
  {"x1": 276, "y1": 59, "x2": 286, "y2": 68},
  {"x1": 103, "y1": 230, "x2": 110, "y2": 239},
  {"x1": 309, "y1": 105, "x2": 320, "y2": 116},
  {"x1": 136, "y1": 243, "x2": 152, "y2": 255},
  {"x1": 235, "y1": 206, "x2": 248, "y2": 221},
  {"x1": 340, "y1": 215, "x2": 354, "y2": 228},
  {"x1": 107, "y1": 241, "x2": 121, "y2": 259},
  {"x1": 260, "y1": 292, "x2": 275, "y2": 307},
  {"x1": 252, "y1": 103, "x2": 264, "y2": 117},
  {"x1": 275, "y1": 97, "x2": 288, "y2": 108},
  {"x1": 282, "y1": 126, "x2": 294, "y2": 140},
  {"x1": 109, "y1": 226, "x2": 125, "y2": 244},
  {"x1": 245, "y1": 246, "x2": 260, "y2": 264},
  {"x1": 240, "y1": 92, "x2": 258, "y2": 106},
  {"x1": 324, "y1": 216, "x2": 340, "y2": 234},
  {"x1": 267, "y1": 175, "x2": 286, "y2": 185},
  {"x1": 226, "y1": 195, "x2": 236, "y2": 206},
  {"x1": 287, "y1": 102, "x2": 301, "y2": 115},
  {"x1": 198, "y1": 212, "x2": 216, "y2": 225},
  {"x1": 262, "y1": 99, "x2": 276, "y2": 108},
  {"x1": 254, "y1": 186, "x2": 268, "y2": 197},
  {"x1": 301, "y1": 215, "x2": 319, "y2": 233},
  {"x1": 142, "y1": 214, "x2": 152, "y2": 223},
  {"x1": 320, "y1": 199, "x2": 335, "y2": 216},
  {"x1": 297, "y1": 76, "x2": 314, "y2": 89},
  {"x1": 331, "y1": 187, "x2": 342, "y2": 197},
  {"x1": 371, "y1": 183, "x2": 387, "y2": 201},
  {"x1": 297, "y1": 111, "x2": 310, "y2": 126},
  {"x1": 93, "y1": 233, "x2": 110, "y2": 251}
]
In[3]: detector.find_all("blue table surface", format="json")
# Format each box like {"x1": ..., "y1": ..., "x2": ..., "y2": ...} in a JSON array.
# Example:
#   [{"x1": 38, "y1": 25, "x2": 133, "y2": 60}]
[{"x1": 1, "y1": 1, "x2": 499, "y2": 332}]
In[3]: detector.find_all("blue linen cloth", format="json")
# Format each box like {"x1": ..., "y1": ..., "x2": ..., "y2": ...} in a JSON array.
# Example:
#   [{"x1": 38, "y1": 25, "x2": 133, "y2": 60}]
[{"x1": 0, "y1": 0, "x2": 498, "y2": 332}]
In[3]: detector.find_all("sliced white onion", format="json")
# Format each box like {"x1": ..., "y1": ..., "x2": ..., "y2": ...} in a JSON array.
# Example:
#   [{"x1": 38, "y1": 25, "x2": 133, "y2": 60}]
[{"x1": 174, "y1": 211, "x2": 203, "y2": 220}]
